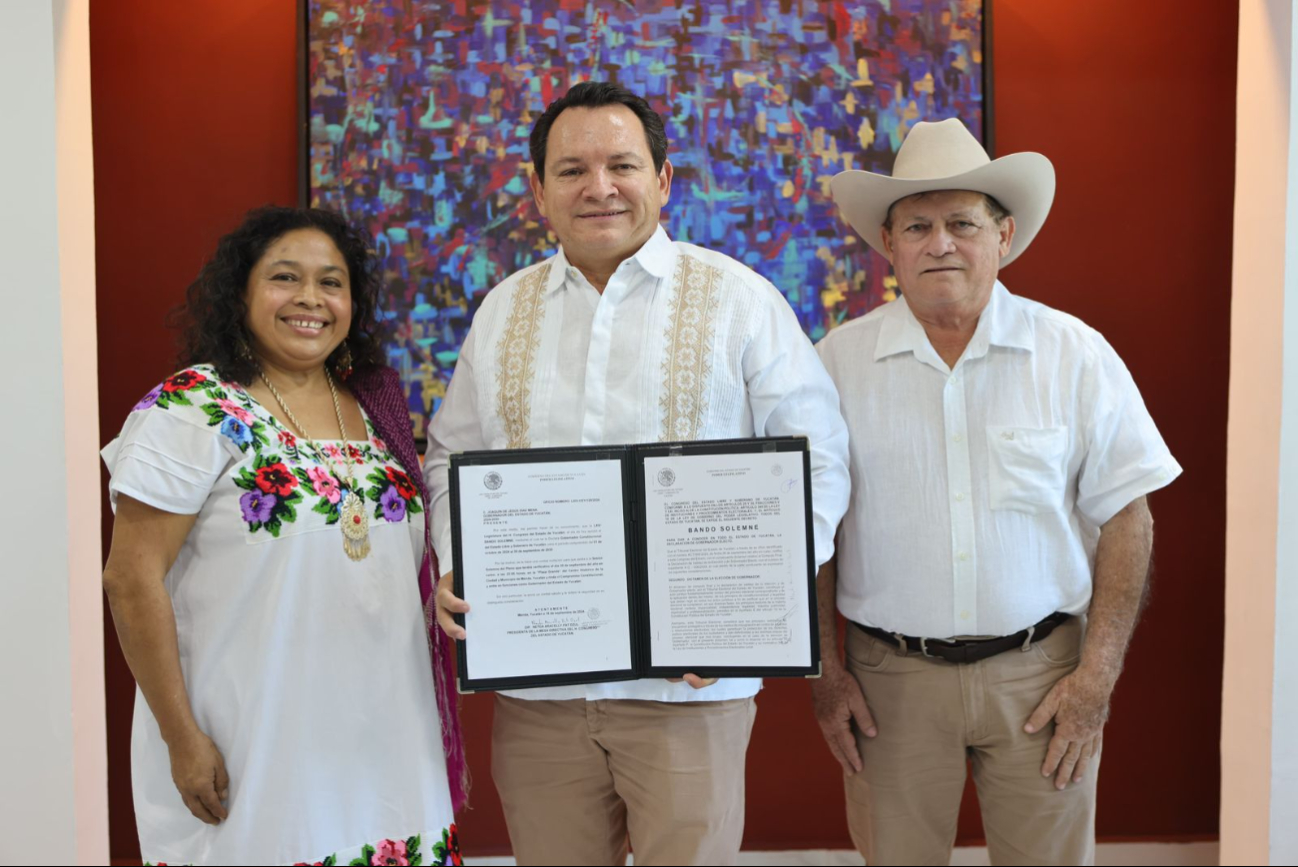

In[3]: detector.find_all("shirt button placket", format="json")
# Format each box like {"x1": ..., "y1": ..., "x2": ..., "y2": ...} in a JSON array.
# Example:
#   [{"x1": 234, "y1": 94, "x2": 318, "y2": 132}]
[
  {"x1": 580, "y1": 274, "x2": 620, "y2": 446},
  {"x1": 944, "y1": 367, "x2": 977, "y2": 635}
]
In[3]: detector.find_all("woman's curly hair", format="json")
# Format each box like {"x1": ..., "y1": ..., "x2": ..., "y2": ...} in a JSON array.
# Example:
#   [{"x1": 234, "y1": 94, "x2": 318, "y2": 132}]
[{"x1": 174, "y1": 206, "x2": 386, "y2": 384}]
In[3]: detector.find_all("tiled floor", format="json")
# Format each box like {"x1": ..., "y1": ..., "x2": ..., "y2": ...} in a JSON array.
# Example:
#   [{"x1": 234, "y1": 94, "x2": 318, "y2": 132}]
[{"x1": 464, "y1": 840, "x2": 1219, "y2": 866}]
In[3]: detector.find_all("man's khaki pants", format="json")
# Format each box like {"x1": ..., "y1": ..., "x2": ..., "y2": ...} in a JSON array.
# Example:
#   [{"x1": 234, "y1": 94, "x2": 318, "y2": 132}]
[
  {"x1": 845, "y1": 616, "x2": 1099, "y2": 866},
  {"x1": 492, "y1": 694, "x2": 757, "y2": 866}
]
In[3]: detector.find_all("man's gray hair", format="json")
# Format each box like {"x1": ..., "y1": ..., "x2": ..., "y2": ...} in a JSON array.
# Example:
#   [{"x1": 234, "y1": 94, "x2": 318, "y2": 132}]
[{"x1": 882, "y1": 192, "x2": 1012, "y2": 231}]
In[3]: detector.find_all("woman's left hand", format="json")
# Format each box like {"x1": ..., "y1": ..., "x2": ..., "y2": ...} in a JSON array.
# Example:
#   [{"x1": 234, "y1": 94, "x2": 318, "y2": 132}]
[{"x1": 167, "y1": 727, "x2": 230, "y2": 825}]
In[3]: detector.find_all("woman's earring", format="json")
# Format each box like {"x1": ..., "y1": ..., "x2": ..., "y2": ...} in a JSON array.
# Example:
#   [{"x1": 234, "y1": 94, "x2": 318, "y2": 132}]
[{"x1": 335, "y1": 341, "x2": 354, "y2": 380}]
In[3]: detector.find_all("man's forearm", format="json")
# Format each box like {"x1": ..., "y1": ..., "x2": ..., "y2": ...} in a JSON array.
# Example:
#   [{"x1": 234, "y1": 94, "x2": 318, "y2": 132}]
[
  {"x1": 817, "y1": 557, "x2": 845, "y2": 672},
  {"x1": 1077, "y1": 496, "x2": 1154, "y2": 690}
]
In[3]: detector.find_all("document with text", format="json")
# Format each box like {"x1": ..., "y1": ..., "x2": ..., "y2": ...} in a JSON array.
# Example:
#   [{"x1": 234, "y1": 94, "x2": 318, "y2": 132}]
[
  {"x1": 450, "y1": 438, "x2": 818, "y2": 692},
  {"x1": 455, "y1": 459, "x2": 633, "y2": 684},
  {"x1": 641, "y1": 449, "x2": 811, "y2": 671}
]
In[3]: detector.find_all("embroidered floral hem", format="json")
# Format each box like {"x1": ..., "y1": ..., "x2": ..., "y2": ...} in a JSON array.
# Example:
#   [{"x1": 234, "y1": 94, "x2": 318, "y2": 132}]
[{"x1": 144, "y1": 823, "x2": 461, "y2": 866}]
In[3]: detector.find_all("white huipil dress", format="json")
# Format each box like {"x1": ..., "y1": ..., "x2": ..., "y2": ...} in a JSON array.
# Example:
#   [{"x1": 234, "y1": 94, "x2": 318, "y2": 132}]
[{"x1": 102, "y1": 366, "x2": 459, "y2": 867}]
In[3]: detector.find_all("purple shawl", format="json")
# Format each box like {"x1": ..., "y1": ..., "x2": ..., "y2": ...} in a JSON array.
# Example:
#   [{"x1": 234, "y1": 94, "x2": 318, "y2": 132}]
[{"x1": 350, "y1": 365, "x2": 468, "y2": 812}]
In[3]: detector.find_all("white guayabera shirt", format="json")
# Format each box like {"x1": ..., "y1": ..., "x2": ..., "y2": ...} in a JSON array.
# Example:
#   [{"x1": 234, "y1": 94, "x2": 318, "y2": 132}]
[
  {"x1": 817, "y1": 281, "x2": 1182, "y2": 639},
  {"x1": 425, "y1": 226, "x2": 851, "y2": 702}
]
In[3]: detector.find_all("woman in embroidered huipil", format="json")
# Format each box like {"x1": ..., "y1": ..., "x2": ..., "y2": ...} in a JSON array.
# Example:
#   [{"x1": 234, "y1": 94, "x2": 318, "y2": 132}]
[{"x1": 101, "y1": 207, "x2": 465, "y2": 866}]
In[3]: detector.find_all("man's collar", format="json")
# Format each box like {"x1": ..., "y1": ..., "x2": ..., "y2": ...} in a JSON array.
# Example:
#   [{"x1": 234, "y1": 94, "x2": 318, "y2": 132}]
[
  {"x1": 873, "y1": 281, "x2": 1034, "y2": 364},
  {"x1": 547, "y1": 225, "x2": 674, "y2": 295},
  {"x1": 981, "y1": 281, "x2": 1034, "y2": 353},
  {"x1": 544, "y1": 245, "x2": 570, "y2": 295},
  {"x1": 633, "y1": 224, "x2": 676, "y2": 279},
  {"x1": 873, "y1": 293, "x2": 931, "y2": 362}
]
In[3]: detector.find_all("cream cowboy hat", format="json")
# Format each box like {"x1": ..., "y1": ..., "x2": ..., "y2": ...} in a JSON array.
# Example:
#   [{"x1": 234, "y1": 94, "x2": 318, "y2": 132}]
[{"x1": 831, "y1": 118, "x2": 1056, "y2": 266}]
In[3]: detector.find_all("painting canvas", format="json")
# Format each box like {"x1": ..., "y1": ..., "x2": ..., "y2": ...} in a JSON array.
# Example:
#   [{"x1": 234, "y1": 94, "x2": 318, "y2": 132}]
[{"x1": 306, "y1": 0, "x2": 988, "y2": 440}]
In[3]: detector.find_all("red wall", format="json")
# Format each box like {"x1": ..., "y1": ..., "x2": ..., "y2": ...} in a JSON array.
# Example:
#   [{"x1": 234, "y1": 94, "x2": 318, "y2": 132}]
[
  {"x1": 91, "y1": 3, "x2": 300, "y2": 858},
  {"x1": 977, "y1": 0, "x2": 1233, "y2": 840},
  {"x1": 93, "y1": 1, "x2": 1234, "y2": 860}
]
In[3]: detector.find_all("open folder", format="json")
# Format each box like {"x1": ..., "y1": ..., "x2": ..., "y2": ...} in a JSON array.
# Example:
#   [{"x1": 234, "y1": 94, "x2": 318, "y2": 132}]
[{"x1": 448, "y1": 437, "x2": 819, "y2": 693}]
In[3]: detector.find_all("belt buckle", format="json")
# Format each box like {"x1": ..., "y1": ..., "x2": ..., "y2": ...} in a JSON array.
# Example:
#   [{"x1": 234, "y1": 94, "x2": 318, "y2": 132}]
[{"x1": 919, "y1": 636, "x2": 957, "y2": 659}]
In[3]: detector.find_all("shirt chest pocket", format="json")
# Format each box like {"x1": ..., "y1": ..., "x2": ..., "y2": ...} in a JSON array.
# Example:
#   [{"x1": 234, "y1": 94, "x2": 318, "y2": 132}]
[{"x1": 985, "y1": 425, "x2": 1069, "y2": 514}]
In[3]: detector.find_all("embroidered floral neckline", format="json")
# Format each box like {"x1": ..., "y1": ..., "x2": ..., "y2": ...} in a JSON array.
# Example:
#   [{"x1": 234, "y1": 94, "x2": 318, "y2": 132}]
[{"x1": 133, "y1": 365, "x2": 424, "y2": 539}]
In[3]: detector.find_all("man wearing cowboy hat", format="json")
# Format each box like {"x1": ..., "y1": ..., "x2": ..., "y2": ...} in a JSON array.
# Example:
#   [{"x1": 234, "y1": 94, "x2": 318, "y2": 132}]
[{"x1": 811, "y1": 118, "x2": 1181, "y2": 865}]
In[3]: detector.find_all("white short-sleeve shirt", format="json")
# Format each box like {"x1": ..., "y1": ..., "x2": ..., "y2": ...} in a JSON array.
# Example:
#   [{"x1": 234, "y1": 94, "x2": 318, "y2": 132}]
[{"x1": 816, "y1": 282, "x2": 1182, "y2": 638}]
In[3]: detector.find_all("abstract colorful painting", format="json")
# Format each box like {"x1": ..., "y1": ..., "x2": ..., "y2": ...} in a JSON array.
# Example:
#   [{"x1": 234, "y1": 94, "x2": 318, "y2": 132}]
[{"x1": 307, "y1": 0, "x2": 987, "y2": 440}]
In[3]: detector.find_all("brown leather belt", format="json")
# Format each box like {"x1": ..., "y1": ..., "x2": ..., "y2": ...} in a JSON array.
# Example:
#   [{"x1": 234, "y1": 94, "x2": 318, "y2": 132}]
[{"x1": 851, "y1": 611, "x2": 1071, "y2": 664}]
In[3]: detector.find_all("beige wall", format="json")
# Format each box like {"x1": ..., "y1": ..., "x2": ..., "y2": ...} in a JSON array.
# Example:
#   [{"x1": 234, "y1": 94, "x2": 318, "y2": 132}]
[
  {"x1": 0, "y1": 1, "x2": 76, "y2": 859},
  {"x1": 1270, "y1": 0, "x2": 1298, "y2": 852},
  {"x1": 0, "y1": 1, "x2": 106, "y2": 864},
  {"x1": 53, "y1": 0, "x2": 107, "y2": 862},
  {"x1": 1221, "y1": 1, "x2": 1297, "y2": 864}
]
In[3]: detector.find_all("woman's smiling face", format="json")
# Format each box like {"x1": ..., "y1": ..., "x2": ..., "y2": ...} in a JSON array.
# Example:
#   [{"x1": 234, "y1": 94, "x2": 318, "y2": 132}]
[{"x1": 243, "y1": 228, "x2": 353, "y2": 372}]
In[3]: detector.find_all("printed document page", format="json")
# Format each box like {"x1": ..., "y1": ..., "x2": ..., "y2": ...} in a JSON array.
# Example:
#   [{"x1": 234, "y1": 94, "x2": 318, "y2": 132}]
[
  {"x1": 457, "y1": 459, "x2": 633, "y2": 681},
  {"x1": 641, "y1": 450, "x2": 811, "y2": 669}
]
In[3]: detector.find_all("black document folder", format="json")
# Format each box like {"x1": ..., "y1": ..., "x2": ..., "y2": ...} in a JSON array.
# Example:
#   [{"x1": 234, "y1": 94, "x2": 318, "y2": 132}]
[{"x1": 449, "y1": 437, "x2": 819, "y2": 693}]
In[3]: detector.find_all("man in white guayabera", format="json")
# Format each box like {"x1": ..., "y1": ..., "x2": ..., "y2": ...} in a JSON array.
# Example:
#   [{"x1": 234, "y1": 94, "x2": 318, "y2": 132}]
[
  {"x1": 423, "y1": 81, "x2": 850, "y2": 866},
  {"x1": 812, "y1": 118, "x2": 1182, "y2": 866}
]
